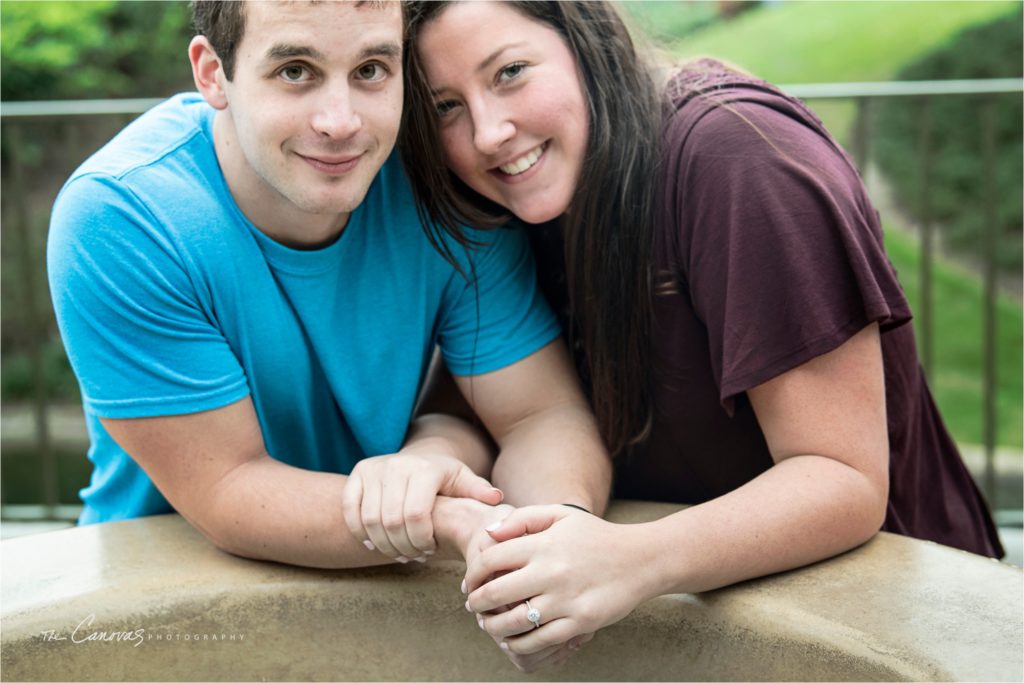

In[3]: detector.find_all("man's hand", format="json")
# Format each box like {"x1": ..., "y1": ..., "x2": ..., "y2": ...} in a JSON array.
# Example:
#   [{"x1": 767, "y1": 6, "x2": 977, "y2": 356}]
[{"x1": 342, "y1": 443, "x2": 504, "y2": 563}]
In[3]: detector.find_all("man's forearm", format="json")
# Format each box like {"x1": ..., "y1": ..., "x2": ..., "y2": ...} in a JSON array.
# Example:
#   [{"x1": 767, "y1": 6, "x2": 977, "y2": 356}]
[
  {"x1": 196, "y1": 457, "x2": 390, "y2": 568},
  {"x1": 404, "y1": 413, "x2": 496, "y2": 478},
  {"x1": 491, "y1": 403, "x2": 611, "y2": 515}
]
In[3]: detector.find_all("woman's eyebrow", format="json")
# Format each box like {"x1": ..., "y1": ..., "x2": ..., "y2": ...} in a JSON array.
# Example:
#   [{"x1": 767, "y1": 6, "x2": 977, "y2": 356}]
[{"x1": 476, "y1": 42, "x2": 527, "y2": 73}]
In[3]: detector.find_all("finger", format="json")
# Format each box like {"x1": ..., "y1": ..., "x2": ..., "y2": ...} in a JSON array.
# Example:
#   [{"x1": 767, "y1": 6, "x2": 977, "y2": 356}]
[
  {"x1": 380, "y1": 476, "x2": 422, "y2": 561},
  {"x1": 503, "y1": 617, "x2": 579, "y2": 656},
  {"x1": 467, "y1": 560, "x2": 543, "y2": 613},
  {"x1": 526, "y1": 643, "x2": 575, "y2": 673},
  {"x1": 485, "y1": 504, "x2": 570, "y2": 542},
  {"x1": 481, "y1": 598, "x2": 554, "y2": 639},
  {"x1": 340, "y1": 474, "x2": 372, "y2": 550},
  {"x1": 361, "y1": 479, "x2": 403, "y2": 561},
  {"x1": 501, "y1": 641, "x2": 566, "y2": 674},
  {"x1": 464, "y1": 536, "x2": 535, "y2": 595},
  {"x1": 569, "y1": 632, "x2": 595, "y2": 650},
  {"x1": 444, "y1": 465, "x2": 504, "y2": 505},
  {"x1": 402, "y1": 475, "x2": 440, "y2": 556}
]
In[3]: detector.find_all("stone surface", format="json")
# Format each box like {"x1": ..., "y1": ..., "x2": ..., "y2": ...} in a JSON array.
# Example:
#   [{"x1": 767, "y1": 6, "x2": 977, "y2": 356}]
[{"x1": 1, "y1": 501, "x2": 1021, "y2": 681}]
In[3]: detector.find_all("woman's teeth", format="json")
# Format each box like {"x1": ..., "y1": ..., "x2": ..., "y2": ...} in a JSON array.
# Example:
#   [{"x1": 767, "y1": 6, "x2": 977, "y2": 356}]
[{"x1": 499, "y1": 145, "x2": 544, "y2": 175}]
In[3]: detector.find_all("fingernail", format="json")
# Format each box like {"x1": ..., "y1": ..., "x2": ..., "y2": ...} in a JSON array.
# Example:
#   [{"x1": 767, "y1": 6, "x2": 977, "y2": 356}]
[
  {"x1": 476, "y1": 614, "x2": 484, "y2": 629},
  {"x1": 424, "y1": 549, "x2": 435, "y2": 556},
  {"x1": 396, "y1": 556, "x2": 409, "y2": 564},
  {"x1": 415, "y1": 556, "x2": 428, "y2": 563},
  {"x1": 499, "y1": 641, "x2": 509, "y2": 652},
  {"x1": 485, "y1": 520, "x2": 502, "y2": 532},
  {"x1": 465, "y1": 600, "x2": 472, "y2": 612},
  {"x1": 460, "y1": 579, "x2": 467, "y2": 594},
  {"x1": 490, "y1": 487, "x2": 504, "y2": 501},
  {"x1": 363, "y1": 540, "x2": 375, "y2": 550}
]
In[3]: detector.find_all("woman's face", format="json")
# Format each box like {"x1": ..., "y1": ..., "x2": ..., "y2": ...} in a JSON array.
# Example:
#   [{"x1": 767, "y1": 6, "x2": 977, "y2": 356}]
[{"x1": 418, "y1": 2, "x2": 589, "y2": 224}]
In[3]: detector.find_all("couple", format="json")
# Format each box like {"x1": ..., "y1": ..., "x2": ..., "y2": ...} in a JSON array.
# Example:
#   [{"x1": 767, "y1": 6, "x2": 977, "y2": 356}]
[{"x1": 49, "y1": 0, "x2": 1002, "y2": 674}]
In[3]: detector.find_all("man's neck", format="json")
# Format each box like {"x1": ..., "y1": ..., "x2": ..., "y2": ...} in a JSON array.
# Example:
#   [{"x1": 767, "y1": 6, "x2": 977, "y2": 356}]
[{"x1": 212, "y1": 112, "x2": 349, "y2": 251}]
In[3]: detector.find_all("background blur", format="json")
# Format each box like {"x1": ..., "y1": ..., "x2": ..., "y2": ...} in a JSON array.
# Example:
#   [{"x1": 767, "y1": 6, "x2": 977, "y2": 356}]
[{"x1": 1, "y1": 1, "x2": 1021, "y2": 554}]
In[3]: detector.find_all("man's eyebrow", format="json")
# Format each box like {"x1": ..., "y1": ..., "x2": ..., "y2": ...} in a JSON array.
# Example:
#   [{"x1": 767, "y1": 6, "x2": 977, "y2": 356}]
[
  {"x1": 265, "y1": 44, "x2": 326, "y2": 63},
  {"x1": 359, "y1": 42, "x2": 402, "y2": 61},
  {"x1": 263, "y1": 42, "x2": 401, "y2": 64}
]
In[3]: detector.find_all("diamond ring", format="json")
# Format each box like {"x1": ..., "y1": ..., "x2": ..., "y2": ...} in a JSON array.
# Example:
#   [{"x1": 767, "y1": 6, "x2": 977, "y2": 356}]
[{"x1": 525, "y1": 599, "x2": 541, "y2": 628}]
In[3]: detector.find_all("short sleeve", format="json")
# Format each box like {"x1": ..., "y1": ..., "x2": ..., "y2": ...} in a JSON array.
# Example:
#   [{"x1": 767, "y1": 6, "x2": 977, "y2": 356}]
[
  {"x1": 670, "y1": 98, "x2": 912, "y2": 411},
  {"x1": 438, "y1": 225, "x2": 560, "y2": 376},
  {"x1": 47, "y1": 173, "x2": 250, "y2": 418}
]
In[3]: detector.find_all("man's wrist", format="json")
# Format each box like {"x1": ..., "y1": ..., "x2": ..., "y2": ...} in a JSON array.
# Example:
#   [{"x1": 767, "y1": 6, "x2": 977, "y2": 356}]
[{"x1": 431, "y1": 496, "x2": 479, "y2": 560}]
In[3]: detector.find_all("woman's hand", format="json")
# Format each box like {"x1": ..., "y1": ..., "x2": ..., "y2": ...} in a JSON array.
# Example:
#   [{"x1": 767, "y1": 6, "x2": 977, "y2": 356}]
[
  {"x1": 463, "y1": 505, "x2": 661, "y2": 665},
  {"x1": 341, "y1": 445, "x2": 503, "y2": 563}
]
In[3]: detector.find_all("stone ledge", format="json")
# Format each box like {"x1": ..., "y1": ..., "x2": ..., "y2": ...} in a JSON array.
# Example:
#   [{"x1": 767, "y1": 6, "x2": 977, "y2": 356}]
[{"x1": 1, "y1": 501, "x2": 1021, "y2": 681}]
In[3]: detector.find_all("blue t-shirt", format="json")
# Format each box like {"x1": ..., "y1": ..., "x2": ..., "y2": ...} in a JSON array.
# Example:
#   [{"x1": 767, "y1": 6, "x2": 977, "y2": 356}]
[{"x1": 47, "y1": 93, "x2": 559, "y2": 525}]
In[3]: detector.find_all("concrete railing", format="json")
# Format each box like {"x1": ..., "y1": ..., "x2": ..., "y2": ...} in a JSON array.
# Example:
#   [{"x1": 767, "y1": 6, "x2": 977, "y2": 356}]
[{"x1": 2, "y1": 501, "x2": 1021, "y2": 681}]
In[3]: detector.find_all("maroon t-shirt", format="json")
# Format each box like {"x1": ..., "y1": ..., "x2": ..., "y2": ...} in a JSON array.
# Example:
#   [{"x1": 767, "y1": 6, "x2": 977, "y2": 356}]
[{"x1": 528, "y1": 62, "x2": 1002, "y2": 558}]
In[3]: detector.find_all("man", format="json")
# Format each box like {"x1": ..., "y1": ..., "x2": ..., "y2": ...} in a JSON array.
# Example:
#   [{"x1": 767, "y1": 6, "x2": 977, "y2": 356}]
[{"x1": 47, "y1": 0, "x2": 609, "y2": 569}]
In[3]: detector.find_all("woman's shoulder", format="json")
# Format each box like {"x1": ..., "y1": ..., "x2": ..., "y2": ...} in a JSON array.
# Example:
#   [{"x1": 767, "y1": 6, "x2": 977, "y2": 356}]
[{"x1": 662, "y1": 58, "x2": 827, "y2": 141}]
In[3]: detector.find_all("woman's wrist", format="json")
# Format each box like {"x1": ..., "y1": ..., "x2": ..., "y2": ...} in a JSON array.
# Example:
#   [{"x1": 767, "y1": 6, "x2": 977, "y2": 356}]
[{"x1": 623, "y1": 518, "x2": 689, "y2": 602}]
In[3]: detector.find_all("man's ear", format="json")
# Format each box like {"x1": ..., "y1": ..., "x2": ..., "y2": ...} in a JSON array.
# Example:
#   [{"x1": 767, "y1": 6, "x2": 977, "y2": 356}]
[{"x1": 189, "y1": 36, "x2": 228, "y2": 110}]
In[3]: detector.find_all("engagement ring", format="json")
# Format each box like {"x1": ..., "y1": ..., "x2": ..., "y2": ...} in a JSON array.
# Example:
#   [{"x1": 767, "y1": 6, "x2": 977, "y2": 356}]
[{"x1": 525, "y1": 600, "x2": 541, "y2": 628}]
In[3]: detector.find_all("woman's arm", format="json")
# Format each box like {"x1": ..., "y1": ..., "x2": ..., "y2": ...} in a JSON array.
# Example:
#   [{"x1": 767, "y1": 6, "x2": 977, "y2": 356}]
[{"x1": 463, "y1": 323, "x2": 888, "y2": 656}]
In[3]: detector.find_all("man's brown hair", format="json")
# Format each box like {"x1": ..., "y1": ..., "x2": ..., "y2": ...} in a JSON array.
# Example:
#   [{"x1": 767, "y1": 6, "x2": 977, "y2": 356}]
[{"x1": 191, "y1": 1, "x2": 247, "y2": 81}]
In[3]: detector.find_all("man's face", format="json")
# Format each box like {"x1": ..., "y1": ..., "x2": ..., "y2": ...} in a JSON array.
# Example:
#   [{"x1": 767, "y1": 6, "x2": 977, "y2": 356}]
[{"x1": 216, "y1": 1, "x2": 403, "y2": 244}]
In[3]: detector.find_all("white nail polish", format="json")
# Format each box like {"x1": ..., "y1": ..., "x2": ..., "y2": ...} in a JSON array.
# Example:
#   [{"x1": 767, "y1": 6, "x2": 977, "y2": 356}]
[
  {"x1": 363, "y1": 540, "x2": 375, "y2": 550},
  {"x1": 460, "y1": 579, "x2": 467, "y2": 594},
  {"x1": 485, "y1": 520, "x2": 502, "y2": 532},
  {"x1": 396, "y1": 556, "x2": 409, "y2": 564}
]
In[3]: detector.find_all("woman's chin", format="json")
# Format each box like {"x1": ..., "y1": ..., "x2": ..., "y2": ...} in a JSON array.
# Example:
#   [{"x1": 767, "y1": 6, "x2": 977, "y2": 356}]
[{"x1": 505, "y1": 201, "x2": 568, "y2": 226}]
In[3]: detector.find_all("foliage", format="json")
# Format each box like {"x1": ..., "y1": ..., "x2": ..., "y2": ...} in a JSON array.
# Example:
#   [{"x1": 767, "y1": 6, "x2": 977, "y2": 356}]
[
  {"x1": 1, "y1": 0, "x2": 194, "y2": 101},
  {"x1": 872, "y1": 9, "x2": 1023, "y2": 276},
  {"x1": 666, "y1": 0, "x2": 1020, "y2": 141}
]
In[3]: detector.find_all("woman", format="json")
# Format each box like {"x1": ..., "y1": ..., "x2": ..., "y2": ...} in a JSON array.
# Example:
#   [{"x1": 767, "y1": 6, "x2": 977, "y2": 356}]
[{"x1": 394, "y1": 0, "x2": 1002, "y2": 670}]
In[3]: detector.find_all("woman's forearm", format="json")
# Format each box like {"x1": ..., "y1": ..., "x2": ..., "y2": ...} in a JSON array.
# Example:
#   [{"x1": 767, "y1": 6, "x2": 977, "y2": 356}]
[{"x1": 639, "y1": 454, "x2": 887, "y2": 597}]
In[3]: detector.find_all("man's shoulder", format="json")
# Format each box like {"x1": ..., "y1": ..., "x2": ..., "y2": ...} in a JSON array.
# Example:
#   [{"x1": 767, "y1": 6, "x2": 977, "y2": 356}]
[
  {"x1": 67, "y1": 93, "x2": 214, "y2": 188},
  {"x1": 54, "y1": 94, "x2": 232, "y2": 240}
]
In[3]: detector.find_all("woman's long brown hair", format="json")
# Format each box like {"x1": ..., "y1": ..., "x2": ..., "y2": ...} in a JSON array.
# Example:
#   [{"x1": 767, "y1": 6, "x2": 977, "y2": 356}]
[{"x1": 400, "y1": 1, "x2": 662, "y2": 456}]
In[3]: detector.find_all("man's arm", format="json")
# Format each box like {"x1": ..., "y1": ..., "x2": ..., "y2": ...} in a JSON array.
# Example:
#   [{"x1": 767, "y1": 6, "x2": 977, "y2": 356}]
[
  {"x1": 101, "y1": 396, "x2": 498, "y2": 568},
  {"x1": 451, "y1": 339, "x2": 612, "y2": 515}
]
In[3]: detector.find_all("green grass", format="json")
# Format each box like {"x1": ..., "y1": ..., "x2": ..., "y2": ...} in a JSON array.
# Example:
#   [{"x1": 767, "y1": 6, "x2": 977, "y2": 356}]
[
  {"x1": 662, "y1": 0, "x2": 1020, "y2": 140},
  {"x1": 883, "y1": 227, "x2": 1023, "y2": 449}
]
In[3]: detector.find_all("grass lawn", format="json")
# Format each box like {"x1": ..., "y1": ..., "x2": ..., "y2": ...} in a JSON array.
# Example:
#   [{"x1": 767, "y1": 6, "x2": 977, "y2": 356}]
[
  {"x1": 884, "y1": 228, "x2": 1023, "y2": 449},
  {"x1": 640, "y1": 0, "x2": 1021, "y2": 141}
]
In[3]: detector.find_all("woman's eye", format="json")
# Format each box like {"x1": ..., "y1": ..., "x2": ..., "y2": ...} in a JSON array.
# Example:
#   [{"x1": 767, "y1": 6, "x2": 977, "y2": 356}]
[
  {"x1": 435, "y1": 100, "x2": 459, "y2": 117},
  {"x1": 498, "y1": 62, "x2": 526, "y2": 82},
  {"x1": 280, "y1": 65, "x2": 311, "y2": 82},
  {"x1": 356, "y1": 62, "x2": 388, "y2": 82}
]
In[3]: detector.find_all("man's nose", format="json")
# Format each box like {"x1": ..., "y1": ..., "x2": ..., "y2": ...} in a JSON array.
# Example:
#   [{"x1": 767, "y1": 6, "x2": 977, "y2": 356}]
[{"x1": 311, "y1": 84, "x2": 362, "y2": 139}]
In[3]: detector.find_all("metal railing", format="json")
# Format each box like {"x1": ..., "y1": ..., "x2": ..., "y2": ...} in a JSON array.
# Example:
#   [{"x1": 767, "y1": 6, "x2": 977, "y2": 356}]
[{"x1": 2, "y1": 79, "x2": 1022, "y2": 522}]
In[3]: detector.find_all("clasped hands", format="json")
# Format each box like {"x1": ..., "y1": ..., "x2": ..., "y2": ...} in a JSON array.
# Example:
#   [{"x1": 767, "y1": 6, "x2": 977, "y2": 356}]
[{"x1": 341, "y1": 447, "x2": 647, "y2": 673}]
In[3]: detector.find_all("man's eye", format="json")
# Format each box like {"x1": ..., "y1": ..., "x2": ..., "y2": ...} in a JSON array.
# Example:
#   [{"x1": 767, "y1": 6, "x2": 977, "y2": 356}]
[
  {"x1": 498, "y1": 62, "x2": 526, "y2": 82},
  {"x1": 356, "y1": 62, "x2": 388, "y2": 82},
  {"x1": 280, "y1": 65, "x2": 312, "y2": 82}
]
